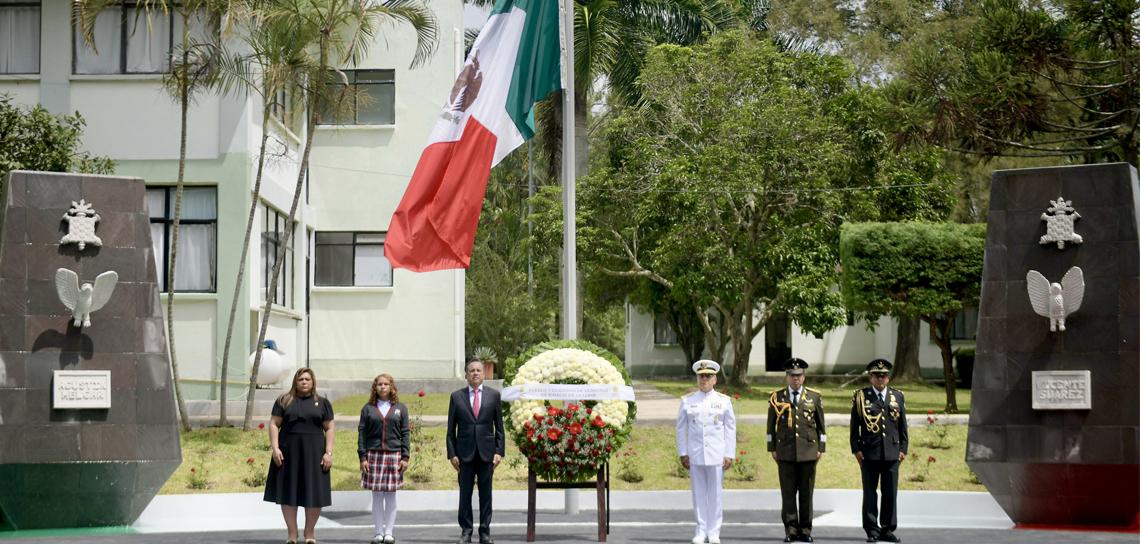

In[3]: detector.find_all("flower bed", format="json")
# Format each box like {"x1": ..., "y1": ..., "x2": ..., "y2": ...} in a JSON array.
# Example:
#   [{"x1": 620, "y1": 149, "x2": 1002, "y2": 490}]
[{"x1": 507, "y1": 343, "x2": 635, "y2": 482}]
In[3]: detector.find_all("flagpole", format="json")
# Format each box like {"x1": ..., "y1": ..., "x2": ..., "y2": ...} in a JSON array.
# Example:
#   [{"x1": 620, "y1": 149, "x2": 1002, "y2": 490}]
[{"x1": 560, "y1": 0, "x2": 580, "y2": 516}]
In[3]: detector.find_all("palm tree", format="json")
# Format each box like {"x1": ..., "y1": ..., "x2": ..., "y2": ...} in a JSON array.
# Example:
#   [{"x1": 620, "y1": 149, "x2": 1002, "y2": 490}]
[
  {"x1": 76, "y1": 0, "x2": 234, "y2": 432},
  {"x1": 211, "y1": 1, "x2": 314, "y2": 427},
  {"x1": 242, "y1": 0, "x2": 438, "y2": 431}
]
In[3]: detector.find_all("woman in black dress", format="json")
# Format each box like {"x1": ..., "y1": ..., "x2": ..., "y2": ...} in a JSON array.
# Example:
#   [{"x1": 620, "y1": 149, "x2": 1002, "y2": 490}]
[
  {"x1": 264, "y1": 367, "x2": 335, "y2": 544},
  {"x1": 358, "y1": 373, "x2": 411, "y2": 544}
]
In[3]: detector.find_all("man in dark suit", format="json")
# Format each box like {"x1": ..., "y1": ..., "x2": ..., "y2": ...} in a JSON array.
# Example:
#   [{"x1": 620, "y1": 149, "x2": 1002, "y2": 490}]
[
  {"x1": 850, "y1": 358, "x2": 908, "y2": 543},
  {"x1": 447, "y1": 359, "x2": 505, "y2": 544},
  {"x1": 767, "y1": 358, "x2": 826, "y2": 542}
]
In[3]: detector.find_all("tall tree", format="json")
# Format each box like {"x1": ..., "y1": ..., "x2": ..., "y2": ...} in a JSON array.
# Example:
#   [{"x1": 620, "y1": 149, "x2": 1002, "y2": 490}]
[
  {"x1": 77, "y1": 0, "x2": 229, "y2": 432},
  {"x1": 243, "y1": 0, "x2": 438, "y2": 430},
  {"x1": 574, "y1": 31, "x2": 855, "y2": 385},
  {"x1": 840, "y1": 221, "x2": 986, "y2": 412},
  {"x1": 212, "y1": 1, "x2": 313, "y2": 427},
  {"x1": 887, "y1": 0, "x2": 1140, "y2": 165}
]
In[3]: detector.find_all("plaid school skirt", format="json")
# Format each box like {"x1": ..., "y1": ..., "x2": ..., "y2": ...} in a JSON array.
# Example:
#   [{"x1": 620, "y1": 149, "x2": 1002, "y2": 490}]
[{"x1": 362, "y1": 450, "x2": 404, "y2": 492}]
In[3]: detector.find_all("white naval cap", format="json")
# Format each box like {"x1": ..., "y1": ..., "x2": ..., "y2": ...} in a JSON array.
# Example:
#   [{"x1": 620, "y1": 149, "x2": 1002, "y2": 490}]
[{"x1": 692, "y1": 359, "x2": 721, "y2": 375}]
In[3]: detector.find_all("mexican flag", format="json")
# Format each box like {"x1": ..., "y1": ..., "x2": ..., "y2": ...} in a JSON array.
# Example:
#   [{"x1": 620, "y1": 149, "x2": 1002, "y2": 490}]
[{"x1": 384, "y1": 0, "x2": 562, "y2": 272}]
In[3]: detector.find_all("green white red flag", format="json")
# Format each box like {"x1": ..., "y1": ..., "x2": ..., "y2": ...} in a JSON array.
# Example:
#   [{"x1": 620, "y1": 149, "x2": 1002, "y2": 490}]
[{"x1": 385, "y1": 0, "x2": 561, "y2": 271}]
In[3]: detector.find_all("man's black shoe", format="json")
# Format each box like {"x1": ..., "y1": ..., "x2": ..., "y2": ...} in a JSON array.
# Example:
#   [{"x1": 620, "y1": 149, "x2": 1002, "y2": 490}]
[
  {"x1": 866, "y1": 534, "x2": 879, "y2": 543},
  {"x1": 783, "y1": 536, "x2": 796, "y2": 543},
  {"x1": 879, "y1": 533, "x2": 901, "y2": 543},
  {"x1": 478, "y1": 537, "x2": 495, "y2": 544},
  {"x1": 799, "y1": 536, "x2": 814, "y2": 542},
  {"x1": 457, "y1": 534, "x2": 472, "y2": 544}
]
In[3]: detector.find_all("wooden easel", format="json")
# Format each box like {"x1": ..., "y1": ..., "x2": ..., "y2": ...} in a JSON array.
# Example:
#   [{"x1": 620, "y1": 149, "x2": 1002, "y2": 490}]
[{"x1": 526, "y1": 464, "x2": 610, "y2": 542}]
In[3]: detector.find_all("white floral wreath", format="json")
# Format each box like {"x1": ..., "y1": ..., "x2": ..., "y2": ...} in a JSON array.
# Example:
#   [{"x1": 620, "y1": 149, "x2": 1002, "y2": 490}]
[{"x1": 508, "y1": 348, "x2": 630, "y2": 429}]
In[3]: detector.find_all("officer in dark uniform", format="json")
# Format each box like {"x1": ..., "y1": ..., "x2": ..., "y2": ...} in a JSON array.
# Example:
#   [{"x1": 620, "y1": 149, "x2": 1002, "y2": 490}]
[
  {"x1": 850, "y1": 358, "x2": 908, "y2": 543},
  {"x1": 767, "y1": 357, "x2": 826, "y2": 543}
]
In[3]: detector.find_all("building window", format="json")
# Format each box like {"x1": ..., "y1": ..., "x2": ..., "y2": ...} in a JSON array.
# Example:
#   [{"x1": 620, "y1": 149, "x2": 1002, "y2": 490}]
[
  {"x1": 147, "y1": 187, "x2": 217, "y2": 292},
  {"x1": 0, "y1": 0, "x2": 40, "y2": 74},
  {"x1": 653, "y1": 314, "x2": 678, "y2": 346},
  {"x1": 951, "y1": 307, "x2": 978, "y2": 340},
  {"x1": 314, "y1": 232, "x2": 393, "y2": 287},
  {"x1": 261, "y1": 204, "x2": 295, "y2": 307},
  {"x1": 72, "y1": 4, "x2": 211, "y2": 75},
  {"x1": 319, "y1": 69, "x2": 395, "y2": 125}
]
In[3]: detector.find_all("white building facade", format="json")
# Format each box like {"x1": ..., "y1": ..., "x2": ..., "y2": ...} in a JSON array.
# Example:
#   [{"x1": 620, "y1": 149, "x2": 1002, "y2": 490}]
[
  {"x1": 0, "y1": 0, "x2": 468, "y2": 399},
  {"x1": 625, "y1": 305, "x2": 978, "y2": 378}
]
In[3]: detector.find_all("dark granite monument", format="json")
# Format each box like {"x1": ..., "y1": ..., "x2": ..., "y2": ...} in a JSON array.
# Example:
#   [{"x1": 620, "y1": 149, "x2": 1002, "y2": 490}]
[
  {"x1": 0, "y1": 171, "x2": 181, "y2": 530},
  {"x1": 969, "y1": 163, "x2": 1140, "y2": 528}
]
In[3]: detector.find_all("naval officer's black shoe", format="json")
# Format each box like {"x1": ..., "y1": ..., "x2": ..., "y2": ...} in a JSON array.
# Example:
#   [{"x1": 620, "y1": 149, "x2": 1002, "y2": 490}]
[
  {"x1": 866, "y1": 533, "x2": 879, "y2": 542},
  {"x1": 798, "y1": 535, "x2": 814, "y2": 542},
  {"x1": 783, "y1": 536, "x2": 796, "y2": 543},
  {"x1": 878, "y1": 532, "x2": 900, "y2": 543}
]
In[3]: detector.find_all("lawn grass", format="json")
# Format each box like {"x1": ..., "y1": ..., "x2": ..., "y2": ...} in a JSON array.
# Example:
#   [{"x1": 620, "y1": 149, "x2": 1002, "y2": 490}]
[
  {"x1": 163, "y1": 423, "x2": 980, "y2": 494},
  {"x1": 647, "y1": 379, "x2": 972, "y2": 415},
  {"x1": 333, "y1": 393, "x2": 450, "y2": 416}
]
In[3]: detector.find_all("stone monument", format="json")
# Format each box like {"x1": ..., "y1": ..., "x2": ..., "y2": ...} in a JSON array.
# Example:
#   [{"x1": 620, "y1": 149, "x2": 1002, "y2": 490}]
[
  {"x1": 969, "y1": 163, "x2": 1140, "y2": 528},
  {"x1": 0, "y1": 171, "x2": 181, "y2": 530}
]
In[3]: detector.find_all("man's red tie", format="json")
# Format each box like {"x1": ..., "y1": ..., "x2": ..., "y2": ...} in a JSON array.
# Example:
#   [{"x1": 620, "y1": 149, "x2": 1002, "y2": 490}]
[{"x1": 472, "y1": 388, "x2": 481, "y2": 418}]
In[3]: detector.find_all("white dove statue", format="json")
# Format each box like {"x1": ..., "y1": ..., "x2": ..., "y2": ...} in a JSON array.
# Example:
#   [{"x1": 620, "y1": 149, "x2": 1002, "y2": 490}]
[
  {"x1": 55, "y1": 268, "x2": 119, "y2": 328},
  {"x1": 1026, "y1": 267, "x2": 1085, "y2": 332}
]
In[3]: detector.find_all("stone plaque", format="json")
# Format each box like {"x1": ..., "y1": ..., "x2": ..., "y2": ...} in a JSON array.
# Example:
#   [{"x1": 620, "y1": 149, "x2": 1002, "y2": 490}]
[
  {"x1": 1031, "y1": 370, "x2": 1091, "y2": 410},
  {"x1": 52, "y1": 370, "x2": 112, "y2": 409}
]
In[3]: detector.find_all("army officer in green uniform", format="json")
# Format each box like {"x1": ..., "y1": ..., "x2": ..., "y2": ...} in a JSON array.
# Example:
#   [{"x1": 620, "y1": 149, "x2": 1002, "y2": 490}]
[
  {"x1": 850, "y1": 358, "x2": 908, "y2": 543},
  {"x1": 767, "y1": 357, "x2": 826, "y2": 543}
]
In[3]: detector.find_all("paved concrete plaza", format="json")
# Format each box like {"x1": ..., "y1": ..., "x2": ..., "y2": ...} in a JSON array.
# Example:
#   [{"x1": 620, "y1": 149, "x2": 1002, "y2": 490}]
[{"x1": 1, "y1": 490, "x2": 1136, "y2": 543}]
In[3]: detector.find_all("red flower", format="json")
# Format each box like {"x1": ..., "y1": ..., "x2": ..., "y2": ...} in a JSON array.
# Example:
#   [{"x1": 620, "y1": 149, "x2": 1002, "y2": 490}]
[
  {"x1": 739, "y1": 450, "x2": 747, "y2": 456},
  {"x1": 927, "y1": 409, "x2": 934, "y2": 415},
  {"x1": 569, "y1": 422, "x2": 583, "y2": 436},
  {"x1": 567, "y1": 403, "x2": 580, "y2": 412},
  {"x1": 547, "y1": 406, "x2": 562, "y2": 417},
  {"x1": 591, "y1": 415, "x2": 605, "y2": 428},
  {"x1": 927, "y1": 456, "x2": 936, "y2": 463},
  {"x1": 418, "y1": 389, "x2": 426, "y2": 397},
  {"x1": 927, "y1": 416, "x2": 935, "y2": 424},
  {"x1": 585, "y1": 408, "x2": 592, "y2": 415},
  {"x1": 586, "y1": 436, "x2": 594, "y2": 443},
  {"x1": 190, "y1": 468, "x2": 196, "y2": 473},
  {"x1": 547, "y1": 428, "x2": 562, "y2": 441},
  {"x1": 534, "y1": 412, "x2": 544, "y2": 421},
  {"x1": 733, "y1": 393, "x2": 741, "y2": 400},
  {"x1": 605, "y1": 445, "x2": 612, "y2": 452},
  {"x1": 546, "y1": 417, "x2": 554, "y2": 424},
  {"x1": 246, "y1": 457, "x2": 254, "y2": 465},
  {"x1": 258, "y1": 423, "x2": 265, "y2": 430}
]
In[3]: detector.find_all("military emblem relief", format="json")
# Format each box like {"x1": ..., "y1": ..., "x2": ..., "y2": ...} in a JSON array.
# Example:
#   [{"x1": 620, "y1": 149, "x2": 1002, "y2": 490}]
[
  {"x1": 1040, "y1": 196, "x2": 1083, "y2": 249},
  {"x1": 440, "y1": 54, "x2": 483, "y2": 124}
]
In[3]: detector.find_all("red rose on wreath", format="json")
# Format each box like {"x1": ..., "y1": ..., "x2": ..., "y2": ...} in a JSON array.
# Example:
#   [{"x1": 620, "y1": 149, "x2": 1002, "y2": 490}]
[
  {"x1": 568, "y1": 403, "x2": 579, "y2": 412},
  {"x1": 534, "y1": 413, "x2": 544, "y2": 422},
  {"x1": 547, "y1": 406, "x2": 562, "y2": 417},
  {"x1": 585, "y1": 407, "x2": 592, "y2": 414},
  {"x1": 569, "y1": 422, "x2": 583, "y2": 435},
  {"x1": 592, "y1": 415, "x2": 605, "y2": 428},
  {"x1": 547, "y1": 428, "x2": 562, "y2": 441}
]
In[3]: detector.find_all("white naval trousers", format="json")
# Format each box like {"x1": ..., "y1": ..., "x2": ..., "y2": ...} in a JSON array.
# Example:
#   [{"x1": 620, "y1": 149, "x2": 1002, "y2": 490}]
[{"x1": 689, "y1": 464, "x2": 724, "y2": 539}]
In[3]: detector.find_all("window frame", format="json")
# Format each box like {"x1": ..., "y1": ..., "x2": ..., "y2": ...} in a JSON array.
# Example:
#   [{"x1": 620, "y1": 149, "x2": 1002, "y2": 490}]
[
  {"x1": 147, "y1": 186, "x2": 218, "y2": 293},
  {"x1": 260, "y1": 203, "x2": 295, "y2": 308},
  {"x1": 317, "y1": 69, "x2": 396, "y2": 126},
  {"x1": 951, "y1": 307, "x2": 979, "y2": 341},
  {"x1": 0, "y1": 0, "x2": 42, "y2": 75},
  {"x1": 313, "y1": 231, "x2": 394, "y2": 288},
  {"x1": 652, "y1": 313, "x2": 678, "y2": 346},
  {"x1": 71, "y1": 2, "x2": 209, "y2": 75}
]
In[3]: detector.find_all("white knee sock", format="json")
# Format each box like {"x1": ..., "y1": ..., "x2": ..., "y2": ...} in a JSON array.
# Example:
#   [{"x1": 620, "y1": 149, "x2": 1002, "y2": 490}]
[
  {"x1": 382, "y1": 492, "x2": 398, "y2": 535},
  {"x1": 371, "y1": 491, "x2": 386, "y2": 537}
]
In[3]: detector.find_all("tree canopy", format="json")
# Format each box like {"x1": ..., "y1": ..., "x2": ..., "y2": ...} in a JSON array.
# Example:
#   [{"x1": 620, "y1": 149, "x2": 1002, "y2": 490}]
[
  {"x1": 0, "y1": 95, "x2": 114, "y2": 182},
  {"x1": 839, "y1": 221, "x2": 986, "y2": 412}
]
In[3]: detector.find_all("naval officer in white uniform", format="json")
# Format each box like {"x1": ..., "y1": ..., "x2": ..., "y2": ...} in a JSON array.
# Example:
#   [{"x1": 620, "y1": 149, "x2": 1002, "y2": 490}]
[{"x1": 676, "y1": 359, "x2": 737, "y2": 544}]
